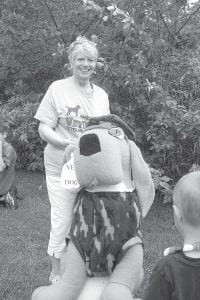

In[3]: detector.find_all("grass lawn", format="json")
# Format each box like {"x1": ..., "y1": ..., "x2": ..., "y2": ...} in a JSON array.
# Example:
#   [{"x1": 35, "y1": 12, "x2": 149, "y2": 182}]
[{"x1": 0, "y1": 170, "x2": 181, "y2": 300}]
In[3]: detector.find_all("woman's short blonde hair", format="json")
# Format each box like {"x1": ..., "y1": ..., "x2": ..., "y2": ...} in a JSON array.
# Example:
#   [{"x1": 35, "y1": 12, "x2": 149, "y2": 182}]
[{"x1": 68, "y1": 36, "x2": 99, "y2": 63}]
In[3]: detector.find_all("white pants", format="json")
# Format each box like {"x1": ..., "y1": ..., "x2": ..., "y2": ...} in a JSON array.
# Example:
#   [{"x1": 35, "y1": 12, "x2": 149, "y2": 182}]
[{"x1": 46, "y1": 175, "x2": 77, "y2": 258}]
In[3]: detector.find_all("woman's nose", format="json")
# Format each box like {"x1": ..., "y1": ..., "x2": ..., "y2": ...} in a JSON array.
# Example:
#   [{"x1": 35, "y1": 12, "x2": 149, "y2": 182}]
[{"x1": 82, "y1": 59, "x2": 89, "y2": 65}]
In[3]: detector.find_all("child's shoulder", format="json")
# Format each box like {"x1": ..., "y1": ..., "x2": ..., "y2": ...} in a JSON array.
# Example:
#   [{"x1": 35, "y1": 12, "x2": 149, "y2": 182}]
[{"x1": 155, "y1": 249, "x2": 183, "y2": 273}]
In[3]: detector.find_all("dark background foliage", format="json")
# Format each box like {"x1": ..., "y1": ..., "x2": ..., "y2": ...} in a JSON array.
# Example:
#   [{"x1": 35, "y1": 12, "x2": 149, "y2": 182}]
[{"x1": 1, "y1": 0, "x2": 200, "y2": 200}]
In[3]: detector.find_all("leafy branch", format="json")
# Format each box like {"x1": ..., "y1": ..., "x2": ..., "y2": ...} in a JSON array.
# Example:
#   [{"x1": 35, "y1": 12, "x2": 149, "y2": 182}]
[
  {"x1": 158, "y1": 10, "x2": 176, "y2": 41},
  {"x1": 42, "y1": 0, "x2": 66, "y2": 44},
  {"x1": 176, "y1": 4, "x2": 200, "y2": 35}
]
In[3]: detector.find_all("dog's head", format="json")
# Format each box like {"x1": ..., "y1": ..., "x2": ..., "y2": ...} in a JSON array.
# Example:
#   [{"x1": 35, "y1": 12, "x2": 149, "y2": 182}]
[{"x1": 64, "y1": 114, "x2": 155, "y2": 218}]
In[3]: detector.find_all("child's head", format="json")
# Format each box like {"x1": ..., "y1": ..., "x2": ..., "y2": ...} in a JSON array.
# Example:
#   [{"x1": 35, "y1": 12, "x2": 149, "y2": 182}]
[{"x1": 173, "y1": 171, "x2": 200, "y2": 234}]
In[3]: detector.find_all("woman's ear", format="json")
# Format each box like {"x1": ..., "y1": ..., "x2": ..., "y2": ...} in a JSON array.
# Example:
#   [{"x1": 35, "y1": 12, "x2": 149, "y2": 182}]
[{"x1": 1, "y1": 132, "x2": 6, "y2": 139}]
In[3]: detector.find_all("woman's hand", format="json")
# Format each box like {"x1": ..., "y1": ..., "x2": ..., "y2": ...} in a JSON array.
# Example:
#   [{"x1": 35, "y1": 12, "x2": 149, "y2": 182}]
[
  {"x1": 64, "y1": 138, "x2": 76, "y2": 148},
  {"x1": 38, "y1": 122, "x2": 77, "y2": 149}
]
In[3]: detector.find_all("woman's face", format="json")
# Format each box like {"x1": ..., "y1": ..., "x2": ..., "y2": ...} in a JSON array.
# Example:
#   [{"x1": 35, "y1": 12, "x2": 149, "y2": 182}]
[{"x1": 71, "y1": 51, "x2": 97, "y2": 82}]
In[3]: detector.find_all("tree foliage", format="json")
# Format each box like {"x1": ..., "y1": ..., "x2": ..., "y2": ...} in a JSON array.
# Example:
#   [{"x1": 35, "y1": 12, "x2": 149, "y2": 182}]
[
  {"x1": 82, "y1": 0, "x2": 200, "y2": 181},
  {"x1": 1, "y1": 0, "x2": 200, "y2": 197}
]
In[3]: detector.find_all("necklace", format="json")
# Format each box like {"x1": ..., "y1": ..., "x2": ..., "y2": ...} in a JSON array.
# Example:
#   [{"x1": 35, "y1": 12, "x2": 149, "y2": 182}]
[
  {"x1": 164, "y1": 242, "x2": 200, "y2": 256},
  {"x1": 78, "y1": 84, "x2": 94, "y2": 98},
  {"x1": 183, "y1": 242, "x2": 200, "y2": 252},
  {"x1": 72, "y1": 78, "x2": 94, "y2": 99}
]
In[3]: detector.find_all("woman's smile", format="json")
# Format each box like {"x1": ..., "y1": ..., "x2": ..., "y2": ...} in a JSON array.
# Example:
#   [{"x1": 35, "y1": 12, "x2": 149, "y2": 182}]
[{"x1": 72, "y1": 53, "x2": 96, "y2": 81}]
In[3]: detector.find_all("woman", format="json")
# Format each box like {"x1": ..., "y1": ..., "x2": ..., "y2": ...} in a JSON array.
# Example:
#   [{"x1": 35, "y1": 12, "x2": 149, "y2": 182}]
[{"x1": 34, "y1": 36, "x2": 110, "y2": 284}]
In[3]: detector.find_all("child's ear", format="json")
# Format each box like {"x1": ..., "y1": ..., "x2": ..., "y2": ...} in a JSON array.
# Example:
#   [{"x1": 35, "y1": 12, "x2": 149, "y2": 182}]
[{"x1": 173, "y1": 204, "x2": 182, "y2": 221}]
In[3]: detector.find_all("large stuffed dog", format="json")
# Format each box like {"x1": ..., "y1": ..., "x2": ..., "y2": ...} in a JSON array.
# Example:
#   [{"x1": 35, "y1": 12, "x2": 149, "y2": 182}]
[{"x1": 32, "y1": 114, "x2": 155, "y2": 300}]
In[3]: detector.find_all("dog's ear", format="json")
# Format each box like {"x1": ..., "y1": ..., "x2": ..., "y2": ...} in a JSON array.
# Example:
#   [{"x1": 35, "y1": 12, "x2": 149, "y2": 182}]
[{"x1": 129, "y1": 140, "x2": 155, "y2": 218}]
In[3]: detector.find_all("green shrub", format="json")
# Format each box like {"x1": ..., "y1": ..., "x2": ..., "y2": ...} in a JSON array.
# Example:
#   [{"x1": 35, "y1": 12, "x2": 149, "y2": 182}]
[
  {"x1": 1, "y1": 93, "x2": 45, "y2": 171},
  {"x1": 2, "y1": 0, "x2": 200, "y2": 185},
  {"x1": 150, "y1": 167, "x2": 173, "y2": 203}
]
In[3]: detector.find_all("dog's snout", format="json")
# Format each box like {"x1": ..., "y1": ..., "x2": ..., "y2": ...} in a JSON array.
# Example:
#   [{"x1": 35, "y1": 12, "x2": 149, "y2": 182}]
[{"x1": 80, "y1": 134, "x2": 101, "y2": 156}]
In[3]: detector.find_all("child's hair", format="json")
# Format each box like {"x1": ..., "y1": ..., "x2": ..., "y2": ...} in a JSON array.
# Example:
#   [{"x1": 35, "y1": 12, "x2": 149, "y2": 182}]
[
  {"x1": 173, "y1": 171, "x2": 200, "y2": 227},
  {"x1": 68, "y1": 36, "x2": 99, "y2": 63},
  {"x1": 0, "y1": 119, "x2": 10, "y2": 134}
]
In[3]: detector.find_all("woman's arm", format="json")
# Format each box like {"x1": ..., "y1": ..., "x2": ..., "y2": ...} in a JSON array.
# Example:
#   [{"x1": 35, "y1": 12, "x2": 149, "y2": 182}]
[{"x1": 38, "y1": 122, "x2": 76, "y2": 149}]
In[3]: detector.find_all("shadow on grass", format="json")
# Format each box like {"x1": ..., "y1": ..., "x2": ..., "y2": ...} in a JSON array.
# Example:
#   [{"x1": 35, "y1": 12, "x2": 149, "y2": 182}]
[
  {"x1": 0, "y1": 170, "x2": 50, "y2": 300},
  {"x1": 0, "y1": 171, "x2": 181, "y2": 299}
]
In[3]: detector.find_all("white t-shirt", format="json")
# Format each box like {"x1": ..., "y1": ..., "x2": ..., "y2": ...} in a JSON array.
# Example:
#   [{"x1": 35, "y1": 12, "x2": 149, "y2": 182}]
[{"x1": 35, "y1": 77, "x2": 110, "y2": 175}]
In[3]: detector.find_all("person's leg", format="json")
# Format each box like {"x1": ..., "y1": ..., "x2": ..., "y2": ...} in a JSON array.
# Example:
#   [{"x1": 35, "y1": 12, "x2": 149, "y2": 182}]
[
  {"x1": 32, "y1": 241, "x2": 87, "y2": 300},
  {"x1": 100, "y1": 243, "x2": 143, "y2": 300},
  {"x1": 0, "y1": 146, "x2": 17, "y2": 208},
  {"x1": 0, "y1": 160, "x2": 18, "y2": 209},
  {"x1": 46, "y1": 175, "x2": 77, "y2": 282},
  {"x1": 49, "y1": 256, "x2": 60, "y2": 283}
]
